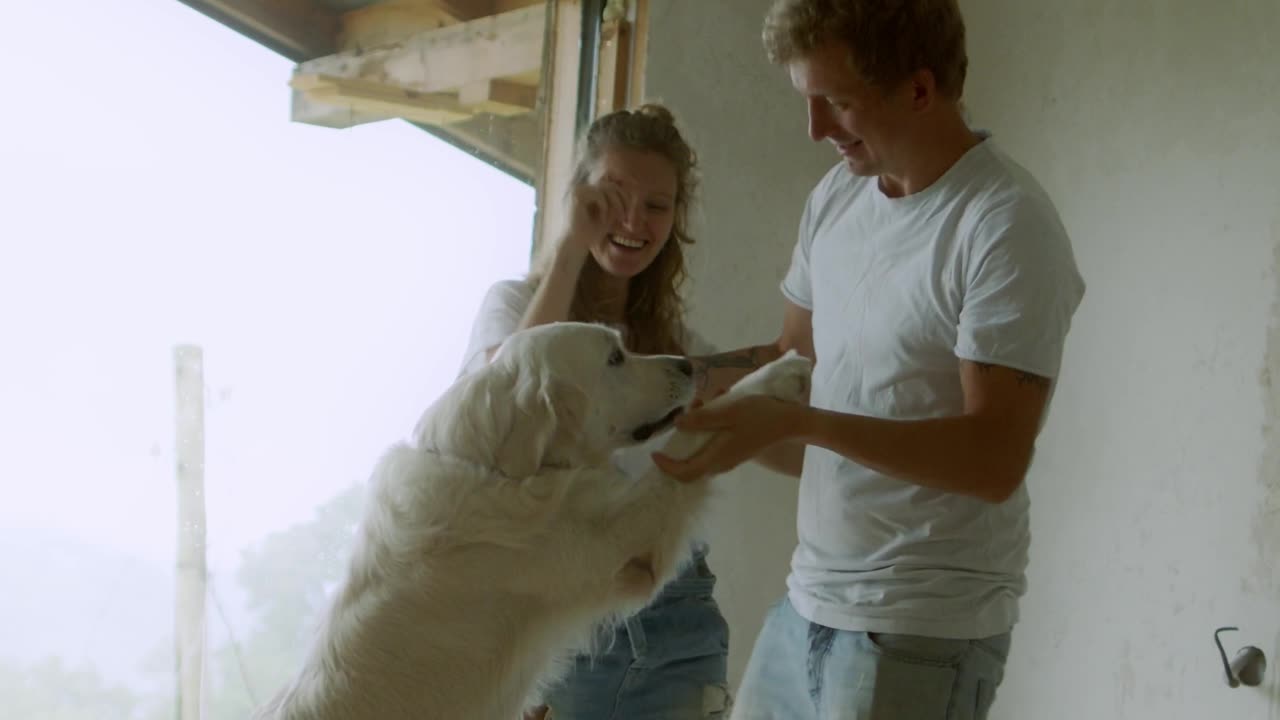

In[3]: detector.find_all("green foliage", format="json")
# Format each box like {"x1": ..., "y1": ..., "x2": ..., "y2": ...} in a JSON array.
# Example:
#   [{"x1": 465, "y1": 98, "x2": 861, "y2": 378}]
[
  {"x1": 206, "y1": 482, "x2": 366, "y2": 718},
  {"x1": 1, "y1": 657, "x2": 147, "y2": 720},
  {"x1": 1, "y1": 482, "x2": 366, "y2": 720}
]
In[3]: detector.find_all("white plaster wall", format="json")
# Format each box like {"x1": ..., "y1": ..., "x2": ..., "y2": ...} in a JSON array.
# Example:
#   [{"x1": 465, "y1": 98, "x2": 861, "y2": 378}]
[
  {"x1": 959, "y1": 2, "x2": 1280, "y2": 717},
  {"x1": 647, "y1": 0, "x2": 1280, "y2": 717}
]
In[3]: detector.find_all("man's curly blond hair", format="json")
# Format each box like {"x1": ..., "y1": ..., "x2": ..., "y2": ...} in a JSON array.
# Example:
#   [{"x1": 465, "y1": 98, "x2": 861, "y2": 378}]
[{"x1": 763, "y1": 0, "x2": 969, "y2": 100}]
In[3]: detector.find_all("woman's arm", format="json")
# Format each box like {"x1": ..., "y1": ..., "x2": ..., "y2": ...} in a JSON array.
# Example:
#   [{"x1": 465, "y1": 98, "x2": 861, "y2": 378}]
[
  {"x1": 514, "y1": 241, "x2": 590, "y2": 334},
  {"x1": 509, "y1": 183, "x2": 628, "y2": 341},
  {"x1": 478, "y1": 183, "x2": 626, "y2": 362}
]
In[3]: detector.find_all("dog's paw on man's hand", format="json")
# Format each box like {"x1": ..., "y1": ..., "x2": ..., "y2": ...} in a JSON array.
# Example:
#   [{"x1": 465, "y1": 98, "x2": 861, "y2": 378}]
[
  {"x1": 652, "y1": 353, "x2": 813, "y2": 482},
  {"x1": 652, "y1": 394, "x2": 805, "y2": 482}
]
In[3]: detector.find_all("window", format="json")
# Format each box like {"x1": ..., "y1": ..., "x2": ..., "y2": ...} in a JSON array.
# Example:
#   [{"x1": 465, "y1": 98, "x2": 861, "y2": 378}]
[{"x1": 0, "y1": 0, "x2": 640, "y2": 717}]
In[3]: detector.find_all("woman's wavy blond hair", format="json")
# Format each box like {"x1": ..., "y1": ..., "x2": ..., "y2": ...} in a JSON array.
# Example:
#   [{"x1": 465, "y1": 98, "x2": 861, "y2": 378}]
[{"x1": 530, "y1": 103, "x2": 699, "y2": 356}]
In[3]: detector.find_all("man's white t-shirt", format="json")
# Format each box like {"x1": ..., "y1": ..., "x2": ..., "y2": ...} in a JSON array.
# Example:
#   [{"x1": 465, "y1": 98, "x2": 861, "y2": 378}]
[{"x1": 781, "y1": 134, "x2": 1086, "y2": 639}]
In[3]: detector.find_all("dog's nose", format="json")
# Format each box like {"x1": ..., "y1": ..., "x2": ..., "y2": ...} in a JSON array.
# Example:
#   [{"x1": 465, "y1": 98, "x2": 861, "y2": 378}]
[{"x1": 675, "y1": 358, "x2": 694, "y2": 377}]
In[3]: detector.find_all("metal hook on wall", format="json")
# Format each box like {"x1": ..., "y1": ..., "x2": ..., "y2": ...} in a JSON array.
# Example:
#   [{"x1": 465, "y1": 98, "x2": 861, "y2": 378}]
[{"x1": 1214, "y1": 627, "x2": 1267, "y2": 688}]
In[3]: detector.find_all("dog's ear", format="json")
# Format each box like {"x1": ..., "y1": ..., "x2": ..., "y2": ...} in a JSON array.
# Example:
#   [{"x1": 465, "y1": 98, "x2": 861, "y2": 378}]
[
  {"x1": 489, "y1": 368, "x2": 554, "y2": 478},
  {"x1": 412, "y1": 357, "x2": 590, "y2": 478},
  {"x1": 491, "y1": 368, "x2": 589, "y2": 478}
]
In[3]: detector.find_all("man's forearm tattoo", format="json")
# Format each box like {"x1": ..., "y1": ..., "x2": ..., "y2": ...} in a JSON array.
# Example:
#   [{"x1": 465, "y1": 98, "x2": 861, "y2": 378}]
[
  {"x1": 974, "y1": 361, "x2": 1052, "y2": 391},
  {"x1": 1015, "y1": 371, "x2": 1052, "y2": 390},
  {"x1": 692, "y1": 345, "x2": 779, "y2": 393}
]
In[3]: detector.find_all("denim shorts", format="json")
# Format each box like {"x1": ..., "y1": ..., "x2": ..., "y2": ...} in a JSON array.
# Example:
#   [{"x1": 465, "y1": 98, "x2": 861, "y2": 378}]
[
  {"x1": 543, "y1": 552, "x2": 732, "y2": 719},
  {"x1": 731, "y1": 597, "x2": 1011, "y2": 720}
]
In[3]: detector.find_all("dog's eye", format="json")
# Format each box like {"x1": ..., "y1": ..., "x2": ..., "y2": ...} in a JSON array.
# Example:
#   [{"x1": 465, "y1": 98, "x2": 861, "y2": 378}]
[{"x1": 607, "y1": 348, "x2": 625, "y2": 366}]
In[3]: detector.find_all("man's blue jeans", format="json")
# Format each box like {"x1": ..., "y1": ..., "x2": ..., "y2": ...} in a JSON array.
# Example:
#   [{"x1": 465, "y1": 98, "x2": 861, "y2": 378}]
[{"x1": 731, "y1": 597, "x2": 1011, "y2": 720}]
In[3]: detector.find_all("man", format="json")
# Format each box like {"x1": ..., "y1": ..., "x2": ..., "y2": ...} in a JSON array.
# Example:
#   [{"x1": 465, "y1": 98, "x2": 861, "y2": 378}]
[{"x1": 652, "y1": 1, "x2": 1085, "y2": 717}]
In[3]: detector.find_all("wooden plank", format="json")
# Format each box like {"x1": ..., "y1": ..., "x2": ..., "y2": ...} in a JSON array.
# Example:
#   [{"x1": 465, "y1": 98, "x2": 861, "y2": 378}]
[
  {"x1": 431, "y1": 0, "x2": 497, "y2": 20},
  {"x1": 594, "y1": 18, "x2": 630, "y2": 115},
  {"x1": 626, "y1": 0, "x2": 650, "y2": 108},
  {"x1": 175, "y1": 0, "x2": 339, "y2": 60},
  {"x1": 173, "y1": 345, "x2": 207, "y2": 720},
  {"x1": 492, "y1": 0, "x2": 545, "y2": 12},
  {"x1": 294, "y1": 4, "x2": 545, "y2": 96},
  {"x1": 531, "y1": 0, "x2": 582, "y2": 261},
  {"x1": 292, "y1": 73, "x2": 475, "y2": 125},
  {"x1": 337, "y1": 0, "x2": 497, "y2": 51},
  {"x1": 458, "y1": 79, "x2": 539, "y2": 115},
  {"x1": 290, "y1": 84, "x2": 389, "y2": 129}
]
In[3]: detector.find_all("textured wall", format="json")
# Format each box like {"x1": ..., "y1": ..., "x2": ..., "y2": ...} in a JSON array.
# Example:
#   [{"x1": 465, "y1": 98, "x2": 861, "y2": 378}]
[{"x1": 959, "y1": 1, "x2": 1280, "y2": 717}]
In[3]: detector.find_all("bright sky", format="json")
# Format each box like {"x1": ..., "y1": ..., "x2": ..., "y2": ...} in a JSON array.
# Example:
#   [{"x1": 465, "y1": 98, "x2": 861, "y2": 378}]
[{"x1": 0, "y1": 0, "x2": 533, "y2": 599}]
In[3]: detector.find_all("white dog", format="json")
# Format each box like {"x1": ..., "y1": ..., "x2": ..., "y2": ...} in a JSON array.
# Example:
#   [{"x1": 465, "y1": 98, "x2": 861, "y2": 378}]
[{"x1": 252, "y1": 321, "x2": 812, "y2": 720}]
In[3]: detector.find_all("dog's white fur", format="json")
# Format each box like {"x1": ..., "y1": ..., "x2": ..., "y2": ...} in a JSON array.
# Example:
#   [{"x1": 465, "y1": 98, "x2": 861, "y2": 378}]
[{"x1": 252, "y1": 322, "x2": 812, "y2": 720}]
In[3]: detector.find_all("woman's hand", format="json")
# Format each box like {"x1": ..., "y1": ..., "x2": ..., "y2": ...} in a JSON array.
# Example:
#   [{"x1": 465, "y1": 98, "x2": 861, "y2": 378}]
[
  {"x1": 559, "y1": 181, "x2": 631, "y2": 260},
  {"x1": 520, "y1": 181, "x2": 632, "y2": 332}
]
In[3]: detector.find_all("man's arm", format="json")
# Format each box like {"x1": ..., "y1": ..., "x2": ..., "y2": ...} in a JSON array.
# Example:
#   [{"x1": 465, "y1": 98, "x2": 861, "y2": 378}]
[
  {"x1": 657, "y1": 359, "x2": 1051, "y2": 502},
  {"x1": 689, "y1": 343, "x2": 783, "y2": 398},
  {"x1": 679, "y1": 301, "x2": 814, "y2": 478},
  {"x1": 689, "y1": 301, "x2": 815, "y2": 399},
  {"x1": 751, "y1": 440, "x2": 806, "y2": 477},
  {"x1": 794, "y1": 360, "x2": 1051, "y2": 502}
]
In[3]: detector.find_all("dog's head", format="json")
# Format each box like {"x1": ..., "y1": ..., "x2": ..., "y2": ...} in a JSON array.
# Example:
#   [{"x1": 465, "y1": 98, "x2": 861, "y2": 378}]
[{"x1": 417, "y1": 322, "x2": 695, "y2": 478}]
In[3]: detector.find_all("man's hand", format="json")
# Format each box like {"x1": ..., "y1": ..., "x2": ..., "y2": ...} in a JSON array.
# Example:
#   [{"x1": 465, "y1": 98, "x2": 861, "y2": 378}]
[{"x1": 652, "y1": 394, "x2": 807, "y2": 482}]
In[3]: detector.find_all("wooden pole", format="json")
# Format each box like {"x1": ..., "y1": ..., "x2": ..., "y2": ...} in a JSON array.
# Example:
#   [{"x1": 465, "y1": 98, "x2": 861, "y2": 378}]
[
  {"x1": 531, "y1": 0, "x2": 583, "y2": 264},
  {"x1": 174, "y1": 344, "x2": 207, "y2": 720}
]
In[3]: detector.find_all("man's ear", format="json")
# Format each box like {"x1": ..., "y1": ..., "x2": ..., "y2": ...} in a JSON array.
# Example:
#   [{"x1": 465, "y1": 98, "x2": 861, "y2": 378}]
[{"x1": 907, "y1": 68, "x2": 939, "y2": 112}]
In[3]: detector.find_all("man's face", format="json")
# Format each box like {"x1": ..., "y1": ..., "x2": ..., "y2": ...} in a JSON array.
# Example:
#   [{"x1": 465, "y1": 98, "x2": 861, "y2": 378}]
[{"x1": 788, "y1": 42, "x2": 915, "y2": 179}]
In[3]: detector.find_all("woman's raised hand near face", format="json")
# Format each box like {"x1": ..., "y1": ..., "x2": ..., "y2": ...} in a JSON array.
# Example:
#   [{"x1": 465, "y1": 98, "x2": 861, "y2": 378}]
[{"x1": 560, "y1": 180, "x2": 632, "y2": 261}]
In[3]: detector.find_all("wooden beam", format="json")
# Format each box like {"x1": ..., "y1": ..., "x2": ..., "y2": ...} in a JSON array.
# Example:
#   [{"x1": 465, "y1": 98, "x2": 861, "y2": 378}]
[
  {"x1": 337, "y1": 0, "x2": 498, "y2": 51},
  {"x1": 458, "y1": 79, "x2": 539, "y2": 115},
  {"x1": 175, "y1": 0, "x2": 339, "y2": 60},
  {"x1": 531, "y1": 0, "x2": 583, "y2": 262},
  {"x1": 594, "y1": 18, "x2": 630, "y2": 115},
  {"x1": 291, "y1": 73, "x2": 475, "y2": 125},
  {"x1": 289, "y1": 85, "x2": 389, "y2": 129},
  {"x1": 292, "y1": 5, "x2": 544, "y2": 131},
  {"x1": 431, "y1": 0, "x2": 497, "y2": 21},
  {"x1": 492, "y1": 0, "x2": 545, "y2": 12},
  {"x1": 294, "y1": 4, "x2": 544, "y2": 97},
  {"x1": 173, "y1": 345, "x2": 207, "y2": 720},
  {"x1": 626, "y1": 0, "x2": 650, "y2": 108}
]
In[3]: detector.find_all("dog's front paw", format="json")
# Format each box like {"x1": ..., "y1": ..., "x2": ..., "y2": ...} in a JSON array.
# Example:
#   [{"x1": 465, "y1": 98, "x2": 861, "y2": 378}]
[{"x1": 727, "y1": 350, "x2": 812, "y2": 403}]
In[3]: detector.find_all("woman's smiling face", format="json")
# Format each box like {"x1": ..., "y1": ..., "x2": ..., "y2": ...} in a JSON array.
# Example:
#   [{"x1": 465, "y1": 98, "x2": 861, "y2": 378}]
[{"x1": 587, "y1": 146, "x2": 678, "y2": 278}]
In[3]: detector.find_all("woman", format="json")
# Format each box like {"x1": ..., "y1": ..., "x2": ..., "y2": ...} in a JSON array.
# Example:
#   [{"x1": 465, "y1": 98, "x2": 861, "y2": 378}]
[{"x1": 457, "y1": 104, "x2": 731, "y2": 719}]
